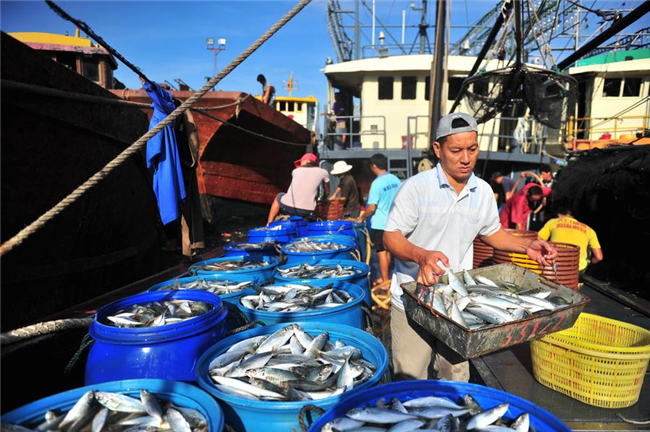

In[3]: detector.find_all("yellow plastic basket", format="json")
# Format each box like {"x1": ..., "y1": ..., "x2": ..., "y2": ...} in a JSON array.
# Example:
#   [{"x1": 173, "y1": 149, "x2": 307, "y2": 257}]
[{"x1": 530, "y1": 313, "x2": 650, "y2": 408}]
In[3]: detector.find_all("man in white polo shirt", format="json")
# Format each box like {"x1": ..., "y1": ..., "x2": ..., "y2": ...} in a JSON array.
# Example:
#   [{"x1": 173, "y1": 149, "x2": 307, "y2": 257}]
[{"x1": 384, "y1": 112, "x2": 557, "y2": 382}]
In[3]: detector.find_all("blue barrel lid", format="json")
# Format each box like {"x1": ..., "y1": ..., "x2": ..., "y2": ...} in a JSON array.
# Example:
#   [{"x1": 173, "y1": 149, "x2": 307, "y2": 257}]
[
  {"x1": 1, "y1": 379, "x2": 224, "y2": 432},
  {"x1": 90, "y1": 290, "x2": 228, "y2": 344}
]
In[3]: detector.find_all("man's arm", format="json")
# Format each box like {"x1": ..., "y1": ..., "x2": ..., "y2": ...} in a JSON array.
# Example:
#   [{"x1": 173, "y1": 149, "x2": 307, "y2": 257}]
[
  {"x1": 591, "y1": 248, "x2": 603, "y2": 264},
  {"x1": 329, "y1": 187, "x2": 341, "y2": 200},
  {"x1": 482, "y1": 228, "x2": 557, "y2": 267},
  {"x1": 357, "y1": 204, "x2": 377, "y2": 223},
  {"x1": 323, "y1": 182, "x2": 330, "y2": 197},
  {"x1": 384, "y1": 231, "x2": 450, "y2": 286}
]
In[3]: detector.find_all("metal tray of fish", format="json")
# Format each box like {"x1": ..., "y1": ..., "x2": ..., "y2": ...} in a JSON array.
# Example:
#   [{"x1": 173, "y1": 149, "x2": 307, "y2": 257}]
[{"x1": 402, "y1": 263, "x2": 590, "y2": 359}]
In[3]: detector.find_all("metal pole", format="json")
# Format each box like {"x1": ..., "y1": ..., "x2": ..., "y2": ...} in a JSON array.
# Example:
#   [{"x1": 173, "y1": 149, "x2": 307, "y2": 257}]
[
  {"x1": 575, "y1": 1, "x2": 580, "y2": 51},
  {"x1": 372, "y1": 0, "x2": 376, "y2": 48},
  {"x1": 428, "y1": 0, "x2": 446, "y2": 150},
  {"x1": 514, "y1": 0, "x2": 523, "y2": 66},
  {"x1": 419, "y1": 0, "x2": 428, "y2": 54},
  {"x1": 355, "y1": 0, "x2": 360, "y2": 59},
  {"x1": 407, "y1": 118, "x2": 413, "y2": 177},
  {"x1": 402, "y1": 10, "x2": 406, "y2": 45}
]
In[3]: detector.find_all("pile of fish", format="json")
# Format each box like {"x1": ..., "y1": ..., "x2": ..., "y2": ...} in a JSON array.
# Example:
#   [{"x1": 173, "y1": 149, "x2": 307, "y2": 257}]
[
  {"x1": 251, "y1": 225, "x2": 286, "y2": 231},
  {"x1": 283, "y1": 238, "x2": 348, "y2": 253},
  {"x1": 191, "y1": 259, "x2": 270, "y2": 272},
  {"x1": 208, "y1": 323, "x2": 375, "y2": 401},
  {"x1": 156, "y1": 278, "x2": 252, "y2": 295},
  {"x1": 239, "y1": 283, "x2": 354, "y2": 312},
  {"x1": 230, "y1": 241, "x2": 277, "y2": 250},
  {"x1": 277, "y1": 263, "x2": 362, "y2": 280},
  {"x1": 320, "y1": 394, "x2": 532, "y2": 432},
  {"x1": 104, "y1": 300, "x2": 213, "y2": 328},
  {"x1": 416, "y1": 270, "x2": 573, "y2": 330},
  {"x1": 3, "y1": 390, "x2": 208, "y2": 432}
]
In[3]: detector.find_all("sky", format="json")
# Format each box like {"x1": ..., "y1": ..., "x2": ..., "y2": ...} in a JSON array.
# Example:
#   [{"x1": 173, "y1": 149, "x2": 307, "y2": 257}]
[
  {"x1": 1, "y1": 0, "x2": 502, "y2": 113},
  {"x1": 2, "y1": 0, "x2": 643, "y2": 118}
]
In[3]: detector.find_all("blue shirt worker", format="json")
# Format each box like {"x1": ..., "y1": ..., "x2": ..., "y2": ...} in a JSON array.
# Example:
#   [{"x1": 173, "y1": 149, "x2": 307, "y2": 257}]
[
  {"x1": 356, "y1": 153, "x2": 401, "y2": 285},
  {"x1": 142, "y1": 78, "x2": 186, "y2": 228},
  {"x1": 383, "y1": 113, "x2": 558, "y2": 382}
]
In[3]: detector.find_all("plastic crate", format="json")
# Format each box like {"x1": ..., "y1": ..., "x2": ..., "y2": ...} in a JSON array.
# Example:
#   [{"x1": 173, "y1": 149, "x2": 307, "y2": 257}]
[{"x1": 531, "y1": 312, "x2": 650, "y2": 408}]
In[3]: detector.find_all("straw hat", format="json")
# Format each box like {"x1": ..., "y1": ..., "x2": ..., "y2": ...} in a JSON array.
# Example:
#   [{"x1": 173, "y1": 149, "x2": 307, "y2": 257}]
[{"x1": 330, "y1": 160, "x2": 353, "y2": 175}]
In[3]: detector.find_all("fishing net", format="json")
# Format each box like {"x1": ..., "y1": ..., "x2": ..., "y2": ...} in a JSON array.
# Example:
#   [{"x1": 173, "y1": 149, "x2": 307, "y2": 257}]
[
  {"x1": 524, "y1": 69, "x2": 578, "y2": 129},
  {"x1": 461, "y1": 66, "x2": 577, "y2": 129}
]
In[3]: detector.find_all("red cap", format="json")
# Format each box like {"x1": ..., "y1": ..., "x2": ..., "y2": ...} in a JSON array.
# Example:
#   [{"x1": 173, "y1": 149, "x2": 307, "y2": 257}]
[{"x1": 294, "y1": 153, "x2": 318, "y2": 168}]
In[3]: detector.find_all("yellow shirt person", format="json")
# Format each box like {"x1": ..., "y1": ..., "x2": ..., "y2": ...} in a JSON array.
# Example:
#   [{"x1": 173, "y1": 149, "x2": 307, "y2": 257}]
[{"x1": 538, "y1": 213, "x2": 603, "y2": 271}]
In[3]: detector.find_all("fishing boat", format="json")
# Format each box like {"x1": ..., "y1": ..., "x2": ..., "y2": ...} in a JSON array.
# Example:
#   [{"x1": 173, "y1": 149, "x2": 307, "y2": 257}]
[{"x1": 1, "y1": 31, "x2": 162, "y2": 330}]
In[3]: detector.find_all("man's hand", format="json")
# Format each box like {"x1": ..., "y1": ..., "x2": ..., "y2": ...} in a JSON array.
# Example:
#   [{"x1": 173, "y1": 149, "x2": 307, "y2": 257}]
[
  {"x1": 526, "y1": 239, "x2": 557, "y2": 267},
  {"x1": 414, "y1": 250, "x2": 450, "y2": 286},
  {"x1": 140, "y1": 77, "x2": 146, "y2": 85}
]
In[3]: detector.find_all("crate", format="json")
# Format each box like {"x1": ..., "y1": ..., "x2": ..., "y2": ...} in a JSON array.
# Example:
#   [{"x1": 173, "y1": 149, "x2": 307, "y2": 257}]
[
  {"x1": 314, "y1": 198, "x2": 345, "y2": 221},
  {"x1": 530, "y1": 313, "x2": 650, "y2": 408},
  {"x1": 402, "y1": 263, "x2": 590, "y2": 358}
]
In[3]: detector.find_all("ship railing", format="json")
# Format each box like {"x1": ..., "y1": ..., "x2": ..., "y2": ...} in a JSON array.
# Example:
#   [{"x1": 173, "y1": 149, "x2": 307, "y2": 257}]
[
  {"x1": 324, "y1": 114, "x2": 387, "y2": 150},
  {"x1": 568, "y1": 114, "x2": 649, "y2": 143}
]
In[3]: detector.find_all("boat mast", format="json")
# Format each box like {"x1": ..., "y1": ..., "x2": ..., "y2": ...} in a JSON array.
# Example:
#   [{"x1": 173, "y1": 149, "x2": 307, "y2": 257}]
[{"x1": 427, "y1": 0, "x2": 446, "y2": 153}]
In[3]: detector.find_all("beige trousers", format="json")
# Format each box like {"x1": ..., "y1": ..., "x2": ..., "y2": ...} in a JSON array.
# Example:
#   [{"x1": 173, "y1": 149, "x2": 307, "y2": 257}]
[{"x1": 391, "y1": 300, "x2": 470, "y2": 382}]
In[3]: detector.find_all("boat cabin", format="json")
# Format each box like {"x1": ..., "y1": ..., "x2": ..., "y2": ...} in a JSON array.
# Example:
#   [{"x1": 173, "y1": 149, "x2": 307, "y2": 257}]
[
  {"x1": 274, "y1": 95, "x2": 318, "y2": 132},
  {"x1": 9, "y1": 29, "x2": 119, "y2": 89}
]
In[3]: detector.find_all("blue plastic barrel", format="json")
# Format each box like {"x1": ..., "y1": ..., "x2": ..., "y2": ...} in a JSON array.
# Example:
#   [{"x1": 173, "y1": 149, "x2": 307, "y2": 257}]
[
  {"x1": 307, "y1": 221, "x2": 356, "y2": 246},
  {"x1": 274, "y1": 259, "x2": 371, "y2": 307},
  {"x1": 308, "y1": 380, "x2": 571, "y2": 432},
  {"x1": 289, "y1": 216, "x2": 310, "y2": 237},
  {"x1": 1, "y1": 379, "x2": 224, "y2": 432},
  {"x1": 195, "y1": 322, "x2": 388, "y2": 432},
  {"x1": 281, "y1": 235, "x2": 356, "y2": 265},
  {"x1": 236, "y1": 281, "x2": 365, "y2": 328},
  {"x1": 148, "y1": 274, "x2": 257, "y2": 307},
  {"x1": 189, "y1": 255, "x2": 278, "y2": 283},
  {"x1": 85, "y1": 290, "x2": 228, "y2": 385},
  {"x1": 248, "y1": 225, "x2": 295, "y2": 244},
  {"x1": 223, "y1": 242, "x2": 279, "y2": 259},
  {"x1": 353, "y1": 221, "x2": 369, "y2": 264}
]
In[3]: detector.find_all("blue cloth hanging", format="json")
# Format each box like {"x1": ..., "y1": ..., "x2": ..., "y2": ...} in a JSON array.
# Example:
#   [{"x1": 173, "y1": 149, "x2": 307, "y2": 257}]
[{"x1": 143, "y1": 81, "x2": 186, "y2": 225}]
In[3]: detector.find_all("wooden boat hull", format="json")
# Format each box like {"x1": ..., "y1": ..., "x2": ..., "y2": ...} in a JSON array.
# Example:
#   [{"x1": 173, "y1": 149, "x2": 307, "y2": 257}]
[
  {"x1": 114, "y1": 89, "x2": 310, "y2": 206},
  {"x1": 1, "y1": 32, "x2": 162, "y2": 329}
]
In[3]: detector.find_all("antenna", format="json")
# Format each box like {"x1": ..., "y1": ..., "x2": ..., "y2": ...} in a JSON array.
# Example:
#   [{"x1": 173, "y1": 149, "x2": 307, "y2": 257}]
[{"x1": 283, "y1": 72, "x2": 299, "y2": 97}]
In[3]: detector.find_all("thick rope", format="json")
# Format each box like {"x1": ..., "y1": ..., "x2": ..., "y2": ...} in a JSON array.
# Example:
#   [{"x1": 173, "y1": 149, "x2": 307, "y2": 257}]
[
  {"x1": 298, "y1": 404, "x2": 325, "y2": 432},
  {"x1": 616, "y1": 414, "x2": 650, "y2": 425},
  {"x1": 0, "y1": 317, "x2": 93, "y2": 345},
  {"x1": 45, "y1": 1, "x2": 153, "y2": 84},
  {"x1": 0, "y1": 0, "x2": 312, "y2": 257}
]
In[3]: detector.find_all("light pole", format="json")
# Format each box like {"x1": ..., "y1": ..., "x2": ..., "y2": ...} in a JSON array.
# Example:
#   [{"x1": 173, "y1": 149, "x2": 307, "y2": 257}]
[{"x1": 206, "y1": 37, "x2": 226, "y2": 79}]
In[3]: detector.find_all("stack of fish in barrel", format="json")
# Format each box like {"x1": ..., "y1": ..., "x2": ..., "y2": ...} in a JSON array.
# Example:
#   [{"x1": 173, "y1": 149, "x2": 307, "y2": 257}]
[{"x1": 2, "y1": 217, "x2": 574, "y2": 432}]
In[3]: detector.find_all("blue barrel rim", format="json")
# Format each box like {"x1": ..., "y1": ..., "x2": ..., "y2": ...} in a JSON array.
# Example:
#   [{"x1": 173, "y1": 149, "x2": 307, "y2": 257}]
[
  {"x1": 308, "y1": 220, "x2": 355, "y2": 229},
  {"x1": 249, "y1": 226, "x2": 296, "y2": 235},
  {"x1": 306, "y1": 380, "x2": 572, "y2": 432},
  {"x1": 280, "y1": 236, "x2": 356, "y2": 257},
  {"x1": 195, "y1": 322, "x2": 388, "y2": 411},
  {"x1": 1, "y1": 379, "x2": 225, "y2": 432},
  {"x1": 90, "y1": 290, "x2": 228, "y2": 344},
  {"x1": 190, "y1": 255, "x2": 280, "y2": 275},
  {"x1": 147, "y1": 274, "x2": 258, "y2": 301},
  {"x1": 235, "y1": 281, "x2": 365, "y2": 320}
]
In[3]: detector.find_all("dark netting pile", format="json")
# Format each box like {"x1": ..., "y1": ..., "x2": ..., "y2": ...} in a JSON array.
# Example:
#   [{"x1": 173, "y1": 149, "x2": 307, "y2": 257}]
[
  {"x1": 552, "y1": 146, "x2": 650, "y2": 298},
  {"x1": 461, "y1": 66, "x2": 577, "y2": 129}
]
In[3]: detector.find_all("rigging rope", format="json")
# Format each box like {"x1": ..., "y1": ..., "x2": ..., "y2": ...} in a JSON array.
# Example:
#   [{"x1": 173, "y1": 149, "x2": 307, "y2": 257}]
[{"x1": 0, "y1": 0, "x2": 313, "y2": 257}]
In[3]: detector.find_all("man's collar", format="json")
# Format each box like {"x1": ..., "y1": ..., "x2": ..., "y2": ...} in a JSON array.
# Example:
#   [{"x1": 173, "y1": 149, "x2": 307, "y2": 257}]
[{"x1": 435, "y1": 163, "x2": 477, "y2": 191}]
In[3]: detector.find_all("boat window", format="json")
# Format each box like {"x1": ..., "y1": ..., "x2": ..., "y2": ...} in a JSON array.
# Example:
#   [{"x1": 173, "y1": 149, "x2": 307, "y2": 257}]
[
  {"x1": 82, "y1": 59, "x2": 100, "y2": 82},
  {"x1": 401, "y1": 76, "x2": 417, "y2": 100},
  {"x1": 603, "y1": 78, "x2": 621, "y2": 97},
  {"x1": 623, "y1": 78, "x2": 641, "y2": 97},
  {"x1": 448, "y1": 77, "x2": 465, "y2": 100},
  {"x1": 425, "y1": 76, "x2": 430, "y2": 101},
  {"x1": 56, "y1": 52, "x2": 77, "y2": 71},
  {"x1": 279, "y1": 101, "x2": 286, "y2": 111},
  {"x1": 297, "y1": 102, "x2": 303, "y2": 112},
  {"x1": 378, "y1": 77, "x2": 394, "y2": 100},
  {"x1": 288, "y1": 102, "x2": 295, "y2": 112}
]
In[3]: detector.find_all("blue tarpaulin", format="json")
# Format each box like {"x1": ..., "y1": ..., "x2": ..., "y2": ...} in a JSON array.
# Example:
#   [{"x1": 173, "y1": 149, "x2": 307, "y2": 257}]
[{"x1": 144, "y1": 81, "x2": 186, "y2": 225}]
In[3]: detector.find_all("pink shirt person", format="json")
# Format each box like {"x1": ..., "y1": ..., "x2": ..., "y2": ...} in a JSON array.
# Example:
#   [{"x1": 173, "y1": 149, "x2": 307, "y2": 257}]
[{"x1": 499, "y1": 182, "x2": 551, "y2": 229}]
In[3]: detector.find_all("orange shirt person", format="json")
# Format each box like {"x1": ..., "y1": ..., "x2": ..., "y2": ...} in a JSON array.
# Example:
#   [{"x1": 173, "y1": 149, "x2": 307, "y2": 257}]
[{"x1": 538, "y1": 210, "x2": 603, "y2": 272}]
